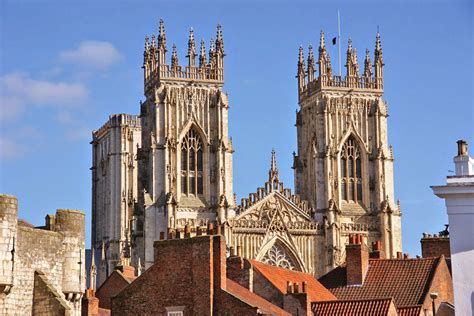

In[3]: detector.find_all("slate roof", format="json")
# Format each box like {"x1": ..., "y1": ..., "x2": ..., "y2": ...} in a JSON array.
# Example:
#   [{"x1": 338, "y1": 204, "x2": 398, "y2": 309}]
[
  {"x1": 249, "y1": 259, "x2": 337, "y2": 302},
  {"x1": 318, "y1": 257, "x2": 442, "y2": 308},
  {"x1": 312, "y1": 298, "x2": 395, "y2": 315},
  {"x1": 226, "y1": 279, "x2": 291, "y2": 316}
]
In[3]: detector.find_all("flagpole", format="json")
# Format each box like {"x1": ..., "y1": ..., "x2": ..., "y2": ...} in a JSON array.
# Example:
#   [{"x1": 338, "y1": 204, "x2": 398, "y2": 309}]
[{"x1": 338, "y1": 9, "x2": 342, "y2": 77}]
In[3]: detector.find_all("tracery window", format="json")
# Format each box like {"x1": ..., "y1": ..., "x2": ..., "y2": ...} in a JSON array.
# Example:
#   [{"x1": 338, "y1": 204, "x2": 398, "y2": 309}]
[
  {"x1": 340, "y1": 137, "x2": 362, "y2": 202},
  {"x1": 181, "y1": 129, "x2": 203, "y2": 196}
]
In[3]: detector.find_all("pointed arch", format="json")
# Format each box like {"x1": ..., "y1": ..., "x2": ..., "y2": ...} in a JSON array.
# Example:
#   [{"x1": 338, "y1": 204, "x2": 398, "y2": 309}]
[
  {"x1": 339, "y1": 135, "x2": 364, "y2": 204},
  {"x1": 179, "y1": 120, "x2": 208, "y2": 146},
  {"x1": 180, "y1": 127, "x2": 204, "y2": 196},
  {"x1": 255, "y1": 235, "x2": 306, "y2": 272}
]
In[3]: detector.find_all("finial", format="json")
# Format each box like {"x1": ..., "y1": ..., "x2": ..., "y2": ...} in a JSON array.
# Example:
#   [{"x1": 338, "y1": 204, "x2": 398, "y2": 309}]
[
  {"x1": 144, "y1": 35, "x2": 149, "y2": 51},
  {"x1": 375, "y1": 32, "x2": 382, "y2": 51},
  {"x1": 171, "y1": 44, "x2": 178, "y2": 68},
  {"x1": 137, "y1": 257, "x2": 143, "y2": 276},
  {"x1": 188, "y1": 27, "x2": 195, "y2": 56},
  {"x1": 216, "y1": 23, "x2": 224, "y2": 54},
  {"x1": 158, "y1": 18, "x2": 167, "y2": 50},
  {"x1": 151, "y1": 34, "x2": 156, "y2": 48},
  {"x1": 298, "y1": 46, "x2": 304, "y2": 64},
  {"x1": 199, "y1": 39, "x2": 207, "y2": 68},
  {"x1": 101, "y1": 241, "x2": 106, "y2": 261},
  {"x1": 91, "y1": 247, "x2": 96, "y2": 266},
  {"x1": 347, "y1": 38, "x2": 353, "y2": 51},
  {"x1": 271, "y1": 148, "x2": 277, "y2": 172},
  {"x1": 319, "y1": 30, "x2": 326, "y2": 49},
  {"x1": 209, "y1": 38, "x2": 215, "y2": 53},
  {"x1": 308, "y1": 45, "x2": 315, "y2": 64},
  {"x1": 364, "y1": 48, "x2": 372, "y2": 78}
]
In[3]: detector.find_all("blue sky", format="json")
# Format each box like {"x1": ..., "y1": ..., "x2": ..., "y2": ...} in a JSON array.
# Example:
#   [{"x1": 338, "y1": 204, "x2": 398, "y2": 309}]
[{"x1": 0, "y1": 0, "x2": 472, "y2": 256}]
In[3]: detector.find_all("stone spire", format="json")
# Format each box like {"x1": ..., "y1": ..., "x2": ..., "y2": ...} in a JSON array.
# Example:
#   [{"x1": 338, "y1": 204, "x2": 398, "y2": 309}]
[
  {"x1": 374, "y1": 32, "x2": 384, "y2": 89},
  {"x1": 199, "y1": 39, "x2": 207, "y2": 70},
  {"x1": 157, "y1": 19, "x2": 167, "y2": 65},
  {"x1": 215, "y1": 23, "x2": 224, "y2": 54},
  {"x1": 307, "y1": 45, "x2": 315, "y2": 82},
  {"x1": 90, "y1": 248, "x2": 97, "y2": 291},
  {"x1": 215, "y1": 24, "x2": 224, "y2": 70},
  {"x1": 345, "y1": 38, "x2": 360, "y2": 80},
  {"x1": 158, "y1": 18, "x2": 167, "y2": 51},
  {"x1": 171, "y1": 44, "x2": 179, "y2": 70},
  {"x1": 297, "y1": 46, "x2": 306, "y2": 90},
  {"x1": 209, "y1": 38, "x2": 216, "y2": 68},
  {"x1": 268, "y1": 149, "x2": 279, "y2": 183},
  {"x1": 364, "y1": 48, "x2": 372, "y2": 80},
  {"x1": 318, "y1": 31, "x2": 331, "y2": 82},
  {"x1": 187, "y1": 27, "x2": 196, "y2": 67}
]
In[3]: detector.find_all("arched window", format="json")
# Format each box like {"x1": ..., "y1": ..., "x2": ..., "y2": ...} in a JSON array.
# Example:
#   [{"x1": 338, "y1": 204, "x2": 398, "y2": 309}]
[
  {"x1": 340, "y1": 137, "x2": 362, "y2": 203},
  {"x1": 181, "y1": 129, "x2": 204, "y2": 196}
]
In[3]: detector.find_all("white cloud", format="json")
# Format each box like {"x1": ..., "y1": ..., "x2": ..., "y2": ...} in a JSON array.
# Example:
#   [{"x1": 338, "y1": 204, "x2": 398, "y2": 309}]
[
  {"x1": 0, "y1": 95, "x2": 24, "y2": 121},
  {"x1": 0, "y1": 137, "x2": 26, "y2": 160},
  {"x1": 59, "y1": 41, "x2": 122, "y2": 69},
  {"x1": 1, "y1": 72, "x2": 88, "y2": 106}
]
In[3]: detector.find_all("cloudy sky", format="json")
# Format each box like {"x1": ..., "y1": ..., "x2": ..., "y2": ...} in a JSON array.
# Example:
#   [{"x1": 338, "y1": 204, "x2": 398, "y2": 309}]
[{"x1": 0, "y1": 0, "x2": 472, "y2": 256}]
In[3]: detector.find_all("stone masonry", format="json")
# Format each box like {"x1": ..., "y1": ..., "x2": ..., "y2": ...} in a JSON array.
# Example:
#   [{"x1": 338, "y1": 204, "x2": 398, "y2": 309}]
[{"x1": 0, "y1": 194, "x2": 85, "y2": 315}]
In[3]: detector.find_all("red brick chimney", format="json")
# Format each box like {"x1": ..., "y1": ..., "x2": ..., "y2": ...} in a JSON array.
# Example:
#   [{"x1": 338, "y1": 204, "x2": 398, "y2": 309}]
[
  {"x1": 370, "y1": 240, "x2": 384, "y2": 259},
  {"x1": 420, "y1": 233, "x2": 451, "y2": 258},
  {"x1": 81, "y1": 289, "x2": 99, "y2": 316},
  {"x1": 346, "y1": 234, "x2": 369, "y2": 285}
]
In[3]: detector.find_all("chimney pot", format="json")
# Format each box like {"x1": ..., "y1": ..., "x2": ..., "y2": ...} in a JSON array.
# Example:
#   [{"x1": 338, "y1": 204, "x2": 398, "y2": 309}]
[
  {"x1": 184, "y1": 225, "x2": 191, "y2": 238},
  {"x1": 302, "y1": 281, "x2": 307, "y2": 293},
  {"x1": 396, "y1": 252, "x2": 403, "y2": 259},
  {"x1": 457, "y1": 140, "x2": 468, "y2": 156},
  {"x1": 287, "y1": 281, "x2": 292, "y2": 294},
  {"x1": 159, "y1": 231, "x2": 165, "y2": 240},
  {"x1": 196, "y1": 226, "x2": 202, "y2": 236},
  {"x1": 294, "y1": 282, "x2": 299, "y2": 294},
  {"x1": 176, "y1": 230, "x2": 181, "y2": 239},
  {"x1": 404, "y1": 253, "x2": 410, "y2": 259},
  {"x1": 207, "y1": 222, "x2": 214, "y2": 235},
  {"x1": 216, "y1": 223, "x2": 222, "y2": 235}
]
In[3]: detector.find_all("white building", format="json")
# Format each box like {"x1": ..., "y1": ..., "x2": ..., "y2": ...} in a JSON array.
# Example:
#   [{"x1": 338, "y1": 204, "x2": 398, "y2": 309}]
[{"x1": 432, "y1": 140, "x2": 474, "y2": 315}]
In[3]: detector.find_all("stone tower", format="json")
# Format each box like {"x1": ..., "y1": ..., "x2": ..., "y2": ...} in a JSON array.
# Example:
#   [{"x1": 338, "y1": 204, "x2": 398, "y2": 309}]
[
  {"x1": 293, "y1": 32, "x2": 402, "y2": 266},
  {"x1": 91, "y1": 114, "x2": 141, "y2": 285},
  {"x1": 134, "y1": 20, "x2": 235, "y2": 268}
]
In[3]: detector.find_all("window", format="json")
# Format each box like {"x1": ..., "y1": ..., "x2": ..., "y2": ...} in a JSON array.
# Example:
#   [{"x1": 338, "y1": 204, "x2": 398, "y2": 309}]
[
  {"x1": 180, "y1": 129, "x2": 204, "y2": 196},
  {"x1": 340, "y1": 137, "x2": 363, "y2": 203}
]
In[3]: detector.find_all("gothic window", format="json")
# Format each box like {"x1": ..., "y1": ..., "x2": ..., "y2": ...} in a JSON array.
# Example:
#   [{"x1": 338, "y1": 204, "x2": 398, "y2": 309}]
[
  {"x1": 262, "y1": 244, "x2": 296, "y2": 270},
  {"x1": 340, "y1": 137, "x2": 363, "y2": 203},
  {"x1": 180, "y1": 129, "x2": 204, "y2": 196}
]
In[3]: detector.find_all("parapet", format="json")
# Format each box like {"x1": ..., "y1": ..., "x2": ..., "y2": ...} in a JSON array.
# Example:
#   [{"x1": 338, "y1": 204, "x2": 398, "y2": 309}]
[
  {"x1": 0, "y1": 194, "x2": 18, "y2": 219},
  {"x1": 55, "y1": 209, "x2": 85, "y2": 238},
  {"x1": 92, "y1": 113, "x2": 141, "y2": 141}
]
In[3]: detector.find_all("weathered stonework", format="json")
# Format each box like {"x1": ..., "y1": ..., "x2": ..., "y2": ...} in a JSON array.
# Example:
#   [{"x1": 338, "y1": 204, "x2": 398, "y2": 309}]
[
  {"x1": 91, "y1": 22, "x2": 403, "y2": 282},
  {"x1": 0, "y1": 194, "x2": 85, "y2": 315}
]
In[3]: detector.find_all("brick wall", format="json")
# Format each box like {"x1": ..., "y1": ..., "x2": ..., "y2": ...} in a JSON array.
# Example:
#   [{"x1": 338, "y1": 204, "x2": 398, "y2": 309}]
[
  {"x1": 421, "y1": 237, "x2": 451, "y2": 258},
  {"x1": 421, "y1": 256, "x2": 454, "y2": 316},
  {"x1": 96, "y1": 271, "x2": 130, "y2": 309}
]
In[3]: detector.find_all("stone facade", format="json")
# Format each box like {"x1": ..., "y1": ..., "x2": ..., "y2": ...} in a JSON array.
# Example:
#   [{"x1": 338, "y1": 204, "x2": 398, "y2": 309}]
[
  {"x1": 293, "y1": 32, "x2": 402, "y2": 266},
  {"x1": 91, "y1": 21, "x2": 403, "y2": 283},
  {"x1": 91, "y1": 114, "x2": 141, "y2": 285},
  {"x1": 0, "y1": 194, "x2": 85, "y2": 315}
]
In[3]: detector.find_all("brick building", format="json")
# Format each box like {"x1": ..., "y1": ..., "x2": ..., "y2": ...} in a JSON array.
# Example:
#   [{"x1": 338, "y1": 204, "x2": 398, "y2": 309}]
[
  {"x1": 111, "y1": 234, "x2": 290, "y2": 315},
  {"x1": 318, "y1": 234, "x2": 454, "y2": 316}
]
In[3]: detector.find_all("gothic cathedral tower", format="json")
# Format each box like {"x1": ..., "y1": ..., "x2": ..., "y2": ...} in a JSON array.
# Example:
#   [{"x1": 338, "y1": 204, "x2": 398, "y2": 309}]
[
  {"x1": 134, "y1": 20, "x2": 235, "y2": 268},
  {"x1": 293, "y1": 32, "x2": 402, "y2": 267}
]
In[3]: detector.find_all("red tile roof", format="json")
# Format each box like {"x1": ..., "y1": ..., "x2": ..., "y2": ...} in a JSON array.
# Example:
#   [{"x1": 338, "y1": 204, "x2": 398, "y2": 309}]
[
  {"x1": 226, "y1": 279, "x2": 291, "y2": 316},
  {"x1": 312, "y1": 298, "x2": 396, "y2": 315},
  {"x1": 398, "y1": 305, "x2": 423, "y2": 316},
  {"x1": 318, "y1": 257, "x2": 441, "y2": 308},
  {"x1": 248, "y1": 259, "x2": 337, "y2": 302}
]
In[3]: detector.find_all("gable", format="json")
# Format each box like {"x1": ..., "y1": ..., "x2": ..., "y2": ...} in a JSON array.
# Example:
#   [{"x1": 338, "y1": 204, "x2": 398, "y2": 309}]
[{"x1": 232, "y1": 192, "x2": 318, "y2": 232}]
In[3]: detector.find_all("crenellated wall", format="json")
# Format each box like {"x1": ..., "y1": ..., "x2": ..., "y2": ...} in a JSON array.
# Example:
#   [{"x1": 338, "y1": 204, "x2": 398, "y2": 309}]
[{"x1": 0, "y1": 194, "x2": 85, "y2": 315}]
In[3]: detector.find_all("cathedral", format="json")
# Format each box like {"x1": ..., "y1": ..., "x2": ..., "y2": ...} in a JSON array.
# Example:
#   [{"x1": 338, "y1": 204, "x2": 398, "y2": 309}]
[{"x1": 91, "y1": 20, "x2": 402, "y2": 285}]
